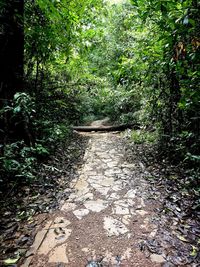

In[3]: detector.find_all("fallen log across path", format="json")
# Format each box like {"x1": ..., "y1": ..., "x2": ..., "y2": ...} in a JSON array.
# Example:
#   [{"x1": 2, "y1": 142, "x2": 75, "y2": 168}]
[{"x1": 72, "y1": 124, "x2": 139, "y2": 132}]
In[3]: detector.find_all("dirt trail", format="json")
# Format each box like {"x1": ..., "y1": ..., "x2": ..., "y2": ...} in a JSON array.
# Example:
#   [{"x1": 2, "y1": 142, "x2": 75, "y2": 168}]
[{"x1": 22, "y1": 132, "x2": 165, "y2": 267}]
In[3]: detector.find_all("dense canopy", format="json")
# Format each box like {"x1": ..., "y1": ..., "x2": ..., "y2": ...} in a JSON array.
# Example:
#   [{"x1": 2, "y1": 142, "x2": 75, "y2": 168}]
[{"x1": 0, "y1": 0, "x2": 199, "y2": 264}]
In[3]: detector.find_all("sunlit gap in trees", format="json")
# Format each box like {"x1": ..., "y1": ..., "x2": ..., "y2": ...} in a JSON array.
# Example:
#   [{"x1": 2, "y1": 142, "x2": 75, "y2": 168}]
[{"x1": 106, "y1": 0, "x2": 127, "y2": 5}]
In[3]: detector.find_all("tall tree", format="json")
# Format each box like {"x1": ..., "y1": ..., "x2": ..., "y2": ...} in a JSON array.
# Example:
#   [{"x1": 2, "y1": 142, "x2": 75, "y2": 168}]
[{"x1": 0, "y1": 0, "x2": 24, "y2": 102}]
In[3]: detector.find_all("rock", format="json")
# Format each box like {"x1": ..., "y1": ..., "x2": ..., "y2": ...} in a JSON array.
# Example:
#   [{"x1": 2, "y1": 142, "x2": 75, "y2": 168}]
[
  {"x1": 48, "y1": 244, "x2": 69, "y2": 263},
  {"x1": 73, "y1": 209, "x2": 90, "y2": 220},
  {"x1": 150, "y1": 254, "x2": 165, "y2": 263},
  {"x1": 103, "y1": 216, "x2": 129, "y2": 236},
  {"x1": 84, "y1": 199, "x2": 108, "y2": 212}
]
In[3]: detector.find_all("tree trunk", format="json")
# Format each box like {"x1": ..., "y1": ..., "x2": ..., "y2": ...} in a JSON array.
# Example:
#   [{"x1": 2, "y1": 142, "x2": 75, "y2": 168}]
[
  {"x1": 0, "y1": 0, "x2": 24, "y2": 101},
  {"x1": 72, "y1": 124, "x2": 139, "y2": 132},
  {"x1": 0, "y1": 0, "x2": 24, "y2": 143}
]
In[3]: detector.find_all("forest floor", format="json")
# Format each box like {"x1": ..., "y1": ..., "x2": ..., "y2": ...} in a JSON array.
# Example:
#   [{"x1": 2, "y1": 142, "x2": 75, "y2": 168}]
[
  {"x1": 22, "y1": 131, "x2": 162, "y2": 267},
  {"x1": 0, "y1": 122, "x2": 199, "y2": 267}
]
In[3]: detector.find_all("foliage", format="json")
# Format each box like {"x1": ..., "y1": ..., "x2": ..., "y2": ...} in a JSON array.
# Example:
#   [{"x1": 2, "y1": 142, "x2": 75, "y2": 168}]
[
  {"x1": 0, "y1": 0, "x2": 199, "y2": 184},
  {"x1": 128, "y1": 0, "x2": 200, "y2": 164},
  {"x1": 130, "y1": 130, "x2": 158, "y2": 144},
  {"x1": 0, "y1": 140, "x2": 49, "y2": 181}
]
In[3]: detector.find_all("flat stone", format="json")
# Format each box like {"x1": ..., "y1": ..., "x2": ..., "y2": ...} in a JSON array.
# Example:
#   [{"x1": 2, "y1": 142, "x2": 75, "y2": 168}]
[
  {"x1": 70, "y1": 187, "x2": 90, "y2": 202},
  {"x1": 114, "y1": 200, "x2": 129, "y2": 207},
  {"x1": 76, "y1": 192, "x2": 94, "y2": 202},
  {"x1": 113, "y1": 205, "x2": 129, "y2": 215},
  {"x1": 150, "y1": 254, "x2": 165, "y2": 263},
  {"x1": 109, "y1": 149, "x2": 117, "y2": 154},
  {"x1": 108, "y1": 192, "x2": 120, "y2": 200},
  {"x1": 122, "y1": 215, "x2": 132, "y2": 225},
  {"x1": 125, "y1": 189, "x2": 137, "y2": 198},
  {"x1": 107, "y1": 162, "x2": 118, "y2": 168},
  {"x1": 60, "y1": 202, "x2": 77, "y2": 212},
  {"x1": 28, "y1": 133, "x2": 161, "y2": 266},
  {"x1": 96, "y1": 186, "x2": 110, "y2": 196},
  {"x1": 84, "y1": 199, "x2": 108, "y2": 212},
  {"x1": 112, "y1": 184, "x2": 123, "y2": 191},
  {"x1": 48, "y1": 244, "x2": 69, "y2": 263},
  {"x1": 74, "y1": 178, "x2": 89, "y2": 191},
  {"x1": 91, "y1": 183, "x2": 110, "y2": 195},
  {"x1": 136, "y1": 210, "x2": 148, "y2": 216},
  {"x1": 104, "y1": 170, "x2": 115, "y2": 176},
  {"x1": 127, "y1": 199, "x2": 135, "y2": 206},
  {"x1": 38, "y1": 228, "x2": 72, "y2": 255},
  {"x1": 21, "y1": 221, "x2": 52, "y2": 267},
  {"x1": 87, "y1": 175, "x2": 104, "y2": 182},
  {"x1": 73, "y1": 209, "x2": 90, "y2": 220},
  {"x1": 100, "y1": 177, "x2": 115, "y2": 187},
  {"x1": 102, "y1": 158, "x2": 113, "y2": 163},
  {"x1": 82, "y1": 192, "x2": 94, "y2": 200},
  {"x1": 104, "y1": 216, "x2": 129, "y2": 236}
]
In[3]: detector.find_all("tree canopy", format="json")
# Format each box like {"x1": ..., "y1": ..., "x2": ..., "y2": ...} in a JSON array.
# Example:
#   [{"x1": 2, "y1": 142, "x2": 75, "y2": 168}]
[
  {"x1": 0, "y1": 0, "x2": 199, "y2": 189},
  {"x1": 0, "y1": 0, "x2": 200, "y2": 265}
]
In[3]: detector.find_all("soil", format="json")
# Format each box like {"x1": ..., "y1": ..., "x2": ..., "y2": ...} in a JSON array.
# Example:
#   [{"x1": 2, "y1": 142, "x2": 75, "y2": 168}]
[
  {"x1": 21, "y1": 132, "x2": 164, "y2": 267},
  {"x1": 0, "y1": 124, "x2": 199, "y2": 267}
]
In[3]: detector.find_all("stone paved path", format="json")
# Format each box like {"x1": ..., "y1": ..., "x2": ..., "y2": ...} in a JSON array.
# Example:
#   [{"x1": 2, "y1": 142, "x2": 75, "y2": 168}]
[{"x1": 22, "y1": 132, "x2": 165, "y2": 267}]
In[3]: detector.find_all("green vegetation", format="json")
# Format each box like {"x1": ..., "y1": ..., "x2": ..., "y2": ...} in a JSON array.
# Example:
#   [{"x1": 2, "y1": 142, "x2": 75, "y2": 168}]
[
  {"x1": 0, "y1": 0, "x2": 199, "y2": 184},
  {"x1": 130, "y1": 130, "x2": 158, "y2": 144}
]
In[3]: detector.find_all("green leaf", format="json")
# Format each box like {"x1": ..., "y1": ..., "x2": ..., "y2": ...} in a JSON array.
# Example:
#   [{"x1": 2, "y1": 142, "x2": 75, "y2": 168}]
[
  {"x1": 190, "y1": 245, "x2": 198, "y2": 257},
  {"x1": 177, "y1": 235, "x2": 188, "y2": 242},
  {"x1": 4, "y1": 258, "x2": 19, "y2": 265}
]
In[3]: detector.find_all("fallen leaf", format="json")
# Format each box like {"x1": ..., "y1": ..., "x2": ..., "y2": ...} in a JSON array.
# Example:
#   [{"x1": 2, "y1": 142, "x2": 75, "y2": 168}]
[
  {"x1": 4, "y1": 257, "x2": 19, "y2": 265},
  {"x1": 190, "y1": 245, "x2": 198, "y2": 257},
  {"x1": 177, "y1": 235, "x2": 188, "y2": 242}
]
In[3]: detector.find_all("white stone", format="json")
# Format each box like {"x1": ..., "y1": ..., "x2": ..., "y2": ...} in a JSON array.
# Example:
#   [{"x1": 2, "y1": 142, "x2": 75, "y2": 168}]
[
  {"x1": 60, "y1": 202, "x2": 77, "y2": 212},
  {"x1": 122, "y1": 215, "x2": 132, "y2": 225},
  {"x1": 38, "y1": 228, "x2": 72, "y2": 255},
  {"x1": 114, "y1": 200, "x2": 129, "y2": 207},
  {"x1": 150, "y1": 254, "x2": 165, "y2": 263},
  {"x1": 73, "y1": 209, "x2": 90, "y2": 220},
  {"x1": 76, "y1": 192, "x2": 94, "y2": 202},
  {"x1": 108, "y1": 192, "x2": 120, "y2": 200},
  {"x1": 84, "y1": 199, "x2": 108, "y2": 212},
  {"x1": 125, "y1": 189, "x2": 137, "y2": 198},
  {"x1": 112, "y1": 184, "x2": 123, "y2": 191},
  {"x1": 90, "y1": 183, "x2": 110, "y2": 195},
  {"x1": 113, "y1": 205, "x2": 129, "y2": 215},
  {"x1": 136, "y1": 210, "x2": 148, "y2": 216},
  {"x1": 103, "y1": 216, "x2": 129, "y2": 236},
  {"x1": 48, "y1": 244, "x2": 69, "y2": 263}
]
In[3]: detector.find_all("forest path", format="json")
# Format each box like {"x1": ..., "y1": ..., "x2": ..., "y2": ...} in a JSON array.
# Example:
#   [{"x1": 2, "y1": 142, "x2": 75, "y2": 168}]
[{"x1": 22, "y1": 132, "x2": 165, "y2": 267}]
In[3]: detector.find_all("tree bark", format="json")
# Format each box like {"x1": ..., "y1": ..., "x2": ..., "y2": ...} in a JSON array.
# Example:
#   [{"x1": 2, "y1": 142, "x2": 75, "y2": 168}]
[
  {"x1": 72, "y1": 124, "x2": 139, "y2": 132},
  {"x1": 0, "y1": 0, "x2": 24, "y2": 101},
  {"x1": 0, "y1": 0, "x2": 24, "y2": 143}
]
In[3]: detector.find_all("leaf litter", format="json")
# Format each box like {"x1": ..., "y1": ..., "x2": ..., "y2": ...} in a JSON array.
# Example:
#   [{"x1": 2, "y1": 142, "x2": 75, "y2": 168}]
[
  {"x1": 1, "y1": 131, "x2": 200, "y2": 266},
  {"x1": 124, "y1": 137, "x2": 200, "y2": 266},
  {"x1": 0, "y1": 133, "x2": 88, "y2": 266}
]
